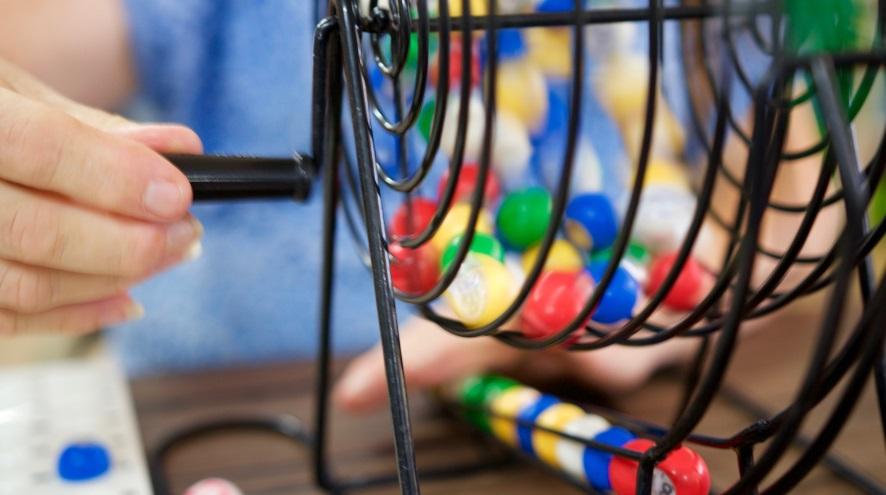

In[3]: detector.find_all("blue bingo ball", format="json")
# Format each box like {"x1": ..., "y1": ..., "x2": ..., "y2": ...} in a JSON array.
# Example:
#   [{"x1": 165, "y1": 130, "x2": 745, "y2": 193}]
[
  {"x1": 588, "y1": 260, "x2": 639, "y2": 324},
  {"x1": 583, "y1": 427, "x2": 636, "y2": 492},
  {"x1": 516, "y1": 394, "x2": 561, "y2": 457},
  {"x1": 565, "y1": 193, "x2": 619, "y2": 252}
]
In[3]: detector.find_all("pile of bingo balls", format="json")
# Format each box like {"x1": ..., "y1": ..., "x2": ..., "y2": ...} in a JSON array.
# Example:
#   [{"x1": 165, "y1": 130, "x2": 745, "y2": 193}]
[
  {"x1": 384, "y1": 0, "x2": 710, "y2": 335},
  {"x1": 453, "y1": 375, "x2": 711, "y2": 494},
  {"x1": 388, "y1": 178, "x2": 710, "y2": 335}
]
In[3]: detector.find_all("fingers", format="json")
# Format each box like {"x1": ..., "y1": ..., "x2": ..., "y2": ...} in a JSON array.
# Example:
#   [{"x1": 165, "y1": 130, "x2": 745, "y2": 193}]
[
  {"x1": 0, "y1": 180, "x2": 202, "y2": 277},
  {"x1": 0, "y1": 258, "x2": 137, "y2": 314},
  {"x1": 334, "y1": 318, "x2": 521, "y2": 413},
  {"x1": 0, "y1": 87, "x2": 193, "y2": 222},
  {"x1": 0, "y1": 293, "x2": 142, "y2": 336}
]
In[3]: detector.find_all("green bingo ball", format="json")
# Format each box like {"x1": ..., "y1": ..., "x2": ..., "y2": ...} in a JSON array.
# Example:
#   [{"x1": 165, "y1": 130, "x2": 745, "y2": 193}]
[
  {"x1": 440, "y1": 232, "x2": 506, "y2": 271},
  {"x1": 417, "y1": 99, "x2": 436, "y2": 141},
  {"x1": 458, "y1": 375, "x2": 519, "y2": 432},
  {"x1": 496, "y1": 187, "x2": 553, "y2": 251},
  {"x1": 590, "y1": 241, "x2": 651, "y2": 267}
]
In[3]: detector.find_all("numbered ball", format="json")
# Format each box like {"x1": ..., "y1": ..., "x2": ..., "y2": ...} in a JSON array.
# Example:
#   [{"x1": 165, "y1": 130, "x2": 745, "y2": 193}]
[
  {"x1": 441, "y1": 232, "x2": 506, "y2": 271},
  {"x1": 609, "y1": 439, "x2": 711, "y2": 495},
  {"x1": 430, "y1": 37, "x2": 482, "y2": 88},
  {"x1": 390, "y1": 197, "x2": 437, "y2": 240},
  {"x1": 533, "y1": 402, "x2": 586, "y2": 468},
  {"x1": 588, "y1": 261, "x2": 639, "y2": 324},
  {"x1": 497, "y1": 187, "x2": 553, "y2": 251},
  {"x1": 515, "y1": 394, "x2": 561, "y2": 457},
  {"x1": 633, "y1": 185, "x2": 696, "y2": 254},
  {"x1": 437, "y1": 164, "x2": 501, "y2": 204},
  {"x1": 520, "y1": 271, "x2": 594, "y2": 340},
  {"x1": 566, "y1": 193, "x2": 619, "y2": 252},
  {"x1": 489, "y1": 386, "x2": 541, "y2": 447},
  {"x1": 184, "y1": 478, "x2": 243, "y2": 495},
  {"x1": 522, "y1": 239, "x2": 584, "y2": 274},
  {"x1": 556, "y1": 414, "x2": 611, "y2": 482},
  {"x1": 646, "y1": 252, "x2": 707, "y2": 311},
  {"x1": 431, "y1": 203, "x2": 494, "y2": 252},
  {"x1": 444, "y1": 254, "x2": 515, "y2": 328},
  {"x1": 389, "y1": 243, "x2": 440, "y2": 295},
  {"x1": 458, "y1": 375, "x2": 519, "y2": 432},
  {"x1": 492, "y1": 112, "x2": 533, "y2": 189},
  {"x1": 440, "y1": 94, "x2": 487, "y2": 162},
  {"x1": 583, "y1": 427, "x2": 636, "y2": 492}
]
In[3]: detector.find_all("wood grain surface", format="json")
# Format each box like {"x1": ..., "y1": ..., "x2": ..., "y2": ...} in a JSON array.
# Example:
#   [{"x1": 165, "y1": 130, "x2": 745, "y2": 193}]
[{"x1": 132, "y1": 304, "x2": 886, "y2": 494}]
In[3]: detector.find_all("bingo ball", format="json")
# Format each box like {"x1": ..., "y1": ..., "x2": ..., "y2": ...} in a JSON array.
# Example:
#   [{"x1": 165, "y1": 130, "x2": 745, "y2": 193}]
[
  {"x1": 492, "y1": 112, "x2": 533, "y2": 189},
  {"x1": 441, "y1": 232, "x2": 506, "y2": 271},
  {"x1": 583, "y1": 427, "x2": 636, "y2": 492},
  {"x1": 532, "y1": 402, "x2": 586, "y2": 468},
  {"x1": 493, "y1": 30, "x2": 549, "y2": 132},
  {"x1": 489, "y1": 386, "x2": 540, "y2": 446},
  {"x1": 458, "y1": 375, "x2": 519, "y2": 432},
  {"x1": 437, "y1": 164, "x2": 501, "y2": 204},
  {"x1": 431, "y1": 203, "x2": 494, "y2": 252},
  {"x1": 390, "y1": 197, "x2": 437, "y2": 240},
  {"x1": 633, "y1": 185, "x2": 696, "y2": 254},
  {"x1": 609, "y1": 439, "x2": 711, "y2": 495},
  {"x1": 565, "y1": 193, "x2": 619, "y2": 252},
  {"x1": 588, "y1": 260, "x2": 639, "y2": 324},
  {"x1": 440, "y1": 94, "x2": 487, "y2": 161},
  {"x1": 496, "y1": 187, "x2": 553, "y2": 251},
  {"x1": 430, "y1": 37, "x2": 482, "y2": 88},
  {"x1": 389, "y1": 242, "x2": 440, "y2": 295},
  {"x1": 521, "y1": 239, "x2": 584, "y2": 273},
  {"x1": 184, "y1": 478, "x2": 243, "y2": 495},
  {"x1": 591, "y1": 241, "x2": 651, "y2": 286},
  {"x1": 556, "y1": 414, "x2": 611, "y2": 482},
  {"x1": 417, "y1": 98, "x2": 437, "y2": 141},
  {"x1": 444, "y1": 254, "x2": 515, "y2": 328},
  {"x1": 646, "y1": 252, "x2": 706, "y2": 311},
  {"x1": 520, "y1": 270, "x2": 594, "y2": 340},
  {"x1": 634, "y1": 158, "x2": 690, "y2": 190}
]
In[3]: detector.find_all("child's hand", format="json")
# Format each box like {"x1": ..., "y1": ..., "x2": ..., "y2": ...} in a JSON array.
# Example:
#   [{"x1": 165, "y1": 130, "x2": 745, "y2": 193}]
[{"x1": 334, "y1": 315, "x2": 697, "y2": 414}]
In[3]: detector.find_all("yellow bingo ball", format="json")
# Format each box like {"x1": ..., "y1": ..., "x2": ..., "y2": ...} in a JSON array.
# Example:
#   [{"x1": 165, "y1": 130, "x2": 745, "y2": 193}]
[
  {"x1": 632, "y1": 158, "x2": 690, "y2": 190},
  {"x1": 444, "y1": 254, "x2": 515, "y2": 328},
  {"x1": 527, "y1": 28, "x2": 573, "y2": 78},
  {"x1": 447, "y1": 0, "x2": 487, "y2": 16},
  {"x1": 522, "y1": 239, "x2": 585, "y2": 273},
  {"x1": 496, "y1": 62, "x2": 548, "y2": 133},
  {"x1": 431, "y1": 203, "x2": 494, "y2": 253},
  {"x1": 532, "y1": 402, "x2": 585, "y2": 468},
  {"x1": 489, "y1": 386, "x2": 540, "y2": 446}
]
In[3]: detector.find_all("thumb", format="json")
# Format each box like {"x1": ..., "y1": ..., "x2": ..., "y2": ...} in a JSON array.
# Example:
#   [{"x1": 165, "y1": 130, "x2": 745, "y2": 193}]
[{"x1": 333, "y1": 318, "x2": 521, "y2": 414}]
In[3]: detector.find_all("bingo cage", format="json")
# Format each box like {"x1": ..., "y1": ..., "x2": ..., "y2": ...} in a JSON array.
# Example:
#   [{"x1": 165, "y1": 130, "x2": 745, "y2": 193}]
[{"x1": 152, "y1": 0, "x2": 886, "y2": 494}]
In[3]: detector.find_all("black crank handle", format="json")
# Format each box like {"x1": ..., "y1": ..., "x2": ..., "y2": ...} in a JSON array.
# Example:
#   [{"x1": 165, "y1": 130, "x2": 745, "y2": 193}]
[{"x1": 164, "y1": 153, "x2": 314, "y2": 201}]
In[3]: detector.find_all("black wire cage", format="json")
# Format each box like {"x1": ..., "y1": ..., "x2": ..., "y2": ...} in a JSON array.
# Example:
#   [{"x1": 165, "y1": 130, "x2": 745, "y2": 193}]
[{"x1": 153, "y1": 0, "x2": 886, "y2": 493}]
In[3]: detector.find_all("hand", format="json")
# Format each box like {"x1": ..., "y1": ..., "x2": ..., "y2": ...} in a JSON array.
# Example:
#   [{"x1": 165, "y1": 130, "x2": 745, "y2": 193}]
[
  {"x1": 334, "y1": 316, "x2": 698, "y2": 414},
  {"x1": 0, "y1": 58, "x2": 202, "y2": 335}
]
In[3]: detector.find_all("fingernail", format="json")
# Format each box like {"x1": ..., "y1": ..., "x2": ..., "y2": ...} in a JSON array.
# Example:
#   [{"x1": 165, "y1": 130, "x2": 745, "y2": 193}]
[
  {"x1": 101, "y1": 301, "x2": 145, "y2": 326},
  {"x1": 165, "y1": 218, "x2": 200, "y2": 256},
  {"x1": 183, "y1": 240, "x2": 203, "y2": 262},
  {"x1": 125, "y1": 302, "x2": 146, "y2": 321},
  {"x1": 144, "y1": 179, "x2": 186, "y2": 218}
]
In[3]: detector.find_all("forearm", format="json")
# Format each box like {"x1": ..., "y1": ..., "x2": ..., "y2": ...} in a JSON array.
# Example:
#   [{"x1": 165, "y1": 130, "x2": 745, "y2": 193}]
[{"x1": 0, "y1": 0, "x2": 135, "y2": 110}]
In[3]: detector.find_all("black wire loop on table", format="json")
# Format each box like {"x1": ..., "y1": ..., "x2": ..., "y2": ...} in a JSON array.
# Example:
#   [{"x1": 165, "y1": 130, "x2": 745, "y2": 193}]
[{"x1": 148, "y1": 1, "x2": 886, "y2": 494}]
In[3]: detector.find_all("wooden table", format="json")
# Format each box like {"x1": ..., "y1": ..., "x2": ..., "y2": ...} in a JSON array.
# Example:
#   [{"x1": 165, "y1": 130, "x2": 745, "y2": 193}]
[{"x1": 132, "y1": 305, "x2": 886, "y2": 494}]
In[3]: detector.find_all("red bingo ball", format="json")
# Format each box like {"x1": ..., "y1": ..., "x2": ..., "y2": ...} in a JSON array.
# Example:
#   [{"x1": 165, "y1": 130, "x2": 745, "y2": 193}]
[
  {"x1": 437, "y1": 164, "x2": 502, "y2": 204},
  {"x1": 645, "y1": 252, "x2": 706, "y2": 311},
  {"x1": 390, "y1": 198, "x2": 438, "y2": 240},
  {"x1": 609, "y1": 439, "x2": 710, "y2": 495},
  {"x1": 389, "y1": 242, "x2": 440, "y2": 295},
  {"x1": 430, "y1": 37, "x2": 482, "y2": 88},
  {"x1": 520, "y1": 271, "x2": 594, "y2": 340}
]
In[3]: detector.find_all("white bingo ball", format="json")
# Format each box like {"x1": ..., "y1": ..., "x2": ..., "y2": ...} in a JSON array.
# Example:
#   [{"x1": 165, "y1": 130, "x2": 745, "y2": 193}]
[
  {"x1": 633, "y1": 185, "x2": 696, "y2": 254},
  {"x1": 492, "y1": 111, "x2": 533, "y2": 189},
  {"x1": 440, "y1": 94, "x2": 487, "y2": 163},
  {"x1": 555, "y1": 414, "x2": 611, "y2": 482},
  {"x1": 184, "y1": 478, "x2": 243, "y2": 495}
]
